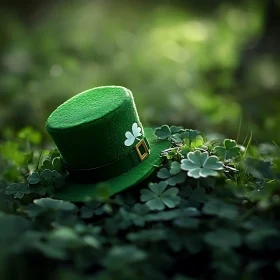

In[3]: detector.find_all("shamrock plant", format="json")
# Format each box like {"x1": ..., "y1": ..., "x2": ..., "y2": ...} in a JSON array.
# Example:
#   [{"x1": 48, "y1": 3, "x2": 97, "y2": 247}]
[
  {"x1": 154, "y1": 125, "x2": 174, "y2": 139},
  {"x1": 155, "y1": 125, "x2": 204, "y2": 148},
  {"x1": 1, "y1": 124, "x2": 280, "y2": 280},
  {"x1": 40, "y1": 157, "x2": 64, "y2": 173},
  {"x1": 5, "y1": 183, "x2": 31, "y2": 199},
  {"x1": 3, "y1": 153, "x2": 66, "y2": 200},
  {"x1": 26, "y1": 168, "x2": 65, "y2": 196},
  {"x1": 157, "y1": 162, "x2": 186, "y2": 186},
  {"x1": 214, "y1": 139, "x2": 241, "y2": 160},
  {"x1": 140, "y1": 181, "x2": 180, "y2": 210},
  {"x1": 181, "y1": 150, "x2": 224, "y2": 179}
]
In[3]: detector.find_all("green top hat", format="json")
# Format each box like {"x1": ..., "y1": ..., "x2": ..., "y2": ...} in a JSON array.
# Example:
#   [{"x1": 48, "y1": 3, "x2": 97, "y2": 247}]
[{"x1": 46, "y1": 86, "x2": 170, "y2": 202}]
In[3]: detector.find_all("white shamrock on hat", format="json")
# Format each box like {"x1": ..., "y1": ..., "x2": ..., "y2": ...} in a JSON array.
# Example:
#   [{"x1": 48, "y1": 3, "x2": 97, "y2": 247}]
[{"x1": 124, "y1": 123, "x2": 142, "y2": 146}]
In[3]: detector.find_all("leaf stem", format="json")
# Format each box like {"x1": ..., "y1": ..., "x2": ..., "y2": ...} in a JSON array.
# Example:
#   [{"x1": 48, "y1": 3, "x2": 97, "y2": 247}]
[{"x1": 35, "y1": 150, "x2": 43, "y2": 172}]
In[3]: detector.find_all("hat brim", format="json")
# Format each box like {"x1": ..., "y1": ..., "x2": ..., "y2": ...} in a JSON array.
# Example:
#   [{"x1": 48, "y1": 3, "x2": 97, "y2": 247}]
[{"x1": 51, "y1": 128, "x2": 170, "y2": 202}]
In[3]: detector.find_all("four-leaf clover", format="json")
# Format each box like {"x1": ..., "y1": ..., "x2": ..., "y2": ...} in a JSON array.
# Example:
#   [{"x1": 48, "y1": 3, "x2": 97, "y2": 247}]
[
  {"x1": 140, "y1": 181, "x2": 180, "y2": 210},
  {"x1": 124, "y1": 123, "x2": 142, "y2": 146},
  {"x1": 181, "y1": 151, "x2": 223, "y2": 178}
]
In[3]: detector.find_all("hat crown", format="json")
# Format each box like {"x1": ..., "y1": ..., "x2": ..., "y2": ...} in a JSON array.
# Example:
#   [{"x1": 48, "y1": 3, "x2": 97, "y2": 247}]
[{"x1": 46, "y1": 86, "x2": 145, "y2": 169}]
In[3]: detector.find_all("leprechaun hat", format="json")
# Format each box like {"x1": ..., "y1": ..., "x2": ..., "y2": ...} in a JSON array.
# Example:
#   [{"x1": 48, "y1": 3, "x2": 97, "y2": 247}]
[{"x1": 45, "y1": 86, "x2": 170, "y2": 201}]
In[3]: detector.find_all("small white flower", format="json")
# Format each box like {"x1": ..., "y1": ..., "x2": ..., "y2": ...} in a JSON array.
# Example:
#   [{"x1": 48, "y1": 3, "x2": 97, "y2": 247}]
[{"x1": 124, "y1": 123, "x2": 142, "y2": 146}]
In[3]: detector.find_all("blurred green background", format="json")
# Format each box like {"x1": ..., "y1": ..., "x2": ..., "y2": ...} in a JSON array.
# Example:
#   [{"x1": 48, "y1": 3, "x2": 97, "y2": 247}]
[{"x1": 0, "y1": 0, "x2": 279, "y2": 144}]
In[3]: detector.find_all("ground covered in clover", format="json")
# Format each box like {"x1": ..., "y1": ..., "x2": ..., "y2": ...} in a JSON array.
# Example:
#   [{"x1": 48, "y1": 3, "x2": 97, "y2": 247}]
[{"x1": 0, "y1": 126, "x2": 280, "y2": 280}]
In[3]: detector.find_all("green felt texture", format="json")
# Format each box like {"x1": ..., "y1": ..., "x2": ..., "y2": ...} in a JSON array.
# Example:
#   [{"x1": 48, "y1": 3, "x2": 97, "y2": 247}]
[
  {"x1": 67, "y1": 138, "x2": 150, "y2": 183},
  {"x1": 47, "y1": 86, "x2": 127, "y2": 129},
  {"x1": 46, "y1": 86, "x2": 143, "y2": 169},
  {"x1": 52, "y1": 128, "x2": 170, "y2": 202}
]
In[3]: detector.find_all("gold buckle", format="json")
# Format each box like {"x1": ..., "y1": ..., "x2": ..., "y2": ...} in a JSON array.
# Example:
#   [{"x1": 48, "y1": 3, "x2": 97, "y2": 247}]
[{"x1": 136, "y1": 139, "x2": 149, "y2": 161}]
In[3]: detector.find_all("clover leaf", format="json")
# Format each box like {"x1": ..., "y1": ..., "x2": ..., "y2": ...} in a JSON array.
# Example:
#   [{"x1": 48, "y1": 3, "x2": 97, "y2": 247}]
[
  {"x1": 181, "y1": 129, "x2": 201, "y2": 141},
  {"x1": 244, "y1": 157, "x2": 274, "y2": 180},
  {"x1": 189, "y1": 135, "x2": 204, "y2": 148},
  {"x1": 27, "y1": 171, "x2": 49, "y2": 195},
  {"x1": 214, "y1": 139, "x2": 241, "y2": 160},
  {"x1": 154, "y1": 125, "x2": 171, "y2": 139},
  {"x1": 181, "y1": 151, "x2": 224, "y2": 178},
  {"x1": 34, "y1": 198, "x2": 76, "y2": 212},
  {"x1": 125, "y1": 203, "x2": 149, "y2": 227},
  {"x1": 180, "y1": 129, "x2": 203, "y2": 146},
  {"x1": 140, "y1": 181, "x2": 180, "y2": 210},
  {"x1": 202, "y1": 198, "x2": 239, "y2": 220},
  {"x1": 157, "y1": 162, "x2": 186, "y2": 186},
  {"x1": 115, "y1": 207, "x2": 147, "y2": 229},
  {"x1": 157, "y1": 168, "x2": 170, "y2": 179},
  {"x1": 52, "y1": 157, "x2": 63, "y2": 172},
  {"x1": 40, "y1": 169, "x2": 65, "y2": 189},
  {"x1": 35, "y1": 186, "x2": 48, "y2": 196},
  {"x1": 40, "y1": 157, "x2": 64, "y2": 174},
  {"x1": 103, "y1": 245, "x2": 147, "y2": 267},
  {"x1": 166, "y1": 173, "x2": 186, "y2": 186},
  {"x1": 170, "y1": 126, "x2": 184, "y2": 134},
  {"x1": 173, "y1": 217, "x2": 199, "y2": 229},
  {"x1": 170, "y1": 133, "x2": 182, "y2": 144},
  {"x1": 80, "y1": 200, "x2": 102, "y2": 219},
  {"x1": 40, "y1": 169, "x2": 54, "y2": 179},
  {"x1": 27, "y1": 172, "x2": 41, "y2": 184},
  {"x1": 180, "y1": 145, "x2": 192, "y2": 156},
  {"x1": 170, "y1": 130, "x2": 203, "y2": 147},
  {"x1": 204, "y1": 229, "x2": 242, "y2": 249},
  {"x1": 5, "y1": 183, "x2": 31, "y2": 199},
  {"x1": 114, "y1": 193, "x2": 136, "y2": 206},
  {"x1": 41, "y1": 159, "x2": 53, "y2": 170},
  {"x1": 170, "y1": 162, "x2": 181, "y2": 175}
]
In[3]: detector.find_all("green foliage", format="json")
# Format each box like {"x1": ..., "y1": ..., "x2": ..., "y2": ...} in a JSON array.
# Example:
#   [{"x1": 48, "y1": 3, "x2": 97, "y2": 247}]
[
  {"x1": 244, "y1": 157, "x2": 274, "y2": 180},
  {"x1": 34, "y1": 197, "x2": 76, "y2": 212},
  {"x1": 140, "y1": 181, "x2": 180, "y2": 210},
  {"x1": 157, "y1": 164, "x2": 187, "y2": 186},
  {"x1": 17, "y1": 127, "x2": 42, "y2": 145},
  {"x1": 154, "y1": 125, "x2": 172, "y2": 139},
  {"x1": 214, "y1": 139, "x2": 241, "y2": 160},
  {"x1": 5, "y1": 183, "x2": 31, "y2": 199},
  {"x1": 27, "y1": 172, "x2": 40, "y2": 184},
  {"x1": 204, "y1": 229, "x2": 242, "y2": 249},
  {"x1": 1, "y1": 124, "x2": 280, "y2": 280},
  {"x1": 202, "y1": 198, "x2": 239, "y2": 220},
  {"x1": 181, "y1": 151, "x2": 224, "y2": 178}
]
